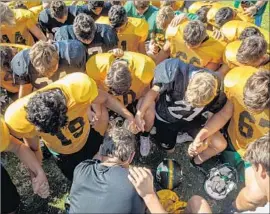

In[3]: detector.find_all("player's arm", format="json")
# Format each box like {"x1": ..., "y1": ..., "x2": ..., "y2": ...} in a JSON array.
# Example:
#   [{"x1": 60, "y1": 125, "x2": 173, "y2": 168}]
[
  {"x1": 18, "y1": 84, "x2": 33, "y2": 98},
  {"x1": 205, "y1": 62, "x2": 220, "y2": 71},
  {"x1": 243, "y1": 0, "x2": 267, "y2": 16},
  {"x1": 152, "y1": 40, "x2": 171, "y2": 65},
  {"x1": 6, "y1": 136, "x2": 49, "y2": 198},
  {"x1": 93, "y1": 89, "x2": 136, "y2": 126},
  {"x1": 138, "y1": 41, "x2": 146, "y2": 55},
  {"x1": 23, "y1": 136, "x2": 43, "y2": 164},
  {"x1": 28, "y1": 25, "x2": 47, "y2": 42},
  {"x1": 193, "y1": 100, "x2": 234, "y2": 143},
  {"x1": 217, "y1": 63, "x2": 230, "y2": 79}
]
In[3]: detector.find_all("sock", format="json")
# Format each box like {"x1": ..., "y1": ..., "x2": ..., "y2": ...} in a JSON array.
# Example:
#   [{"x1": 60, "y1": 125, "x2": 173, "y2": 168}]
[{"x1": 141, "y1": 132, "x2": 150, "y2": 137}]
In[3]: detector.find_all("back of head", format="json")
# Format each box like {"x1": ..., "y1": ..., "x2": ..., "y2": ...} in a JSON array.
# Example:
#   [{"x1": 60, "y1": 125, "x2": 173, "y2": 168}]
[
  {"x1": 88, "y1": 0, "x2": 105, "y2": 10},
  {"x1": 243, "y1": 69, "x2": 270, "y2": 112},
  {"x1": 160, "y1": 1, "x2": 175, "y2": 8},
  {"x1": 73, "y1": 13, "x2": 96, "y2": 43},
  {"x1": 50, "y1": 0, "x2": 68, "y2": 19},
  {"x1": 196, "y1": 6, "x2": 211, "y2": 23},
  {"x1": 29, "y1": 41, "x2": 59, "y2": 77},
  {"x1": 156, "y1": 6, "x2": 175, "y2": 30},
  {"x1": 185, "y1": 71, "x2": 218, "y2": 108},
  {"x1": 105, "y1": 61, "x2": 132, "y2": 95},
  {"x1": 183, "y1": 20, "x2": 207, "y2": 47},
  {"x1": 108, "y1": 5, "x2": 128, "y2": 29},
  {"x1": 0, "y1": 2, "x2": 15, "y2": 25},
  {"x1": 215, "y1": 7, "x2": 234, "y2": 28},
  {"x1": 239, "y1": 27, "x2": 264, "y2": 41},
  {"x1": 101, "y1": 126, "x2": 136, "y2": 162},
  {"x1": 236, "y1": 36, "x2": 267, "y2": 66},
  {"x1": 0, "y1": 46, "x2": 13, "y2": 72},
  {"x1": 244, "y1": 134, "x2": 270, "y2": 175},
  {"x1": 134, "y1": 1, "x2": 150, "y2": 10},
  {"x1": 25, "y1": 89, "x2": 68, "y2": 135},
  {"x1": 14, "y1": 1, "x2": 28, "y2": 9}
]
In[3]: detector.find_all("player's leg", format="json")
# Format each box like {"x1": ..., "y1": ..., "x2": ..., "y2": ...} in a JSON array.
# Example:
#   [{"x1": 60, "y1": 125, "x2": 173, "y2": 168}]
[
  {"x1": 234, "y1": 166, "x2": 267, "y2": 211},
  {"x1": 193, "y1": 131, "x2": 227, "y2": 165},
  {"x1": 184, "y1": 195, "x2": 212, "y2": 213}
]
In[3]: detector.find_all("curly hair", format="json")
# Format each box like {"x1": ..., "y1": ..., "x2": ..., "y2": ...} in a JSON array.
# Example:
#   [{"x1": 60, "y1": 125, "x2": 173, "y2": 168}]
[
  {"x1": 101, "y1": 126, "x2": 136, "y2": 162},
  {"x1": 215, "y1": 7, "x2": 234, "y2": 27},
  {"x1": 0, "y1": 46, "x2": 13, "y2": 72},
  {"x1": 25, "y1": 89, "x2": 68, "y2": 135},
  {"x1": 183, "y1": 20, "x2": 207, "y2": 47},
  {"x1": 108, "y1": 5, "x2": 128, "y2": 29},
  {"x1": 73, "y1": 13, "x2": 96, "y2": 42},
  {"x1": 156, "y1": 6, "x2": 175, "y2": 30},
  {"x1": 134, "y1": 1, "x2": 150, "y2": 10},
  {"x1": 14, "y1": 1, "x2": 28, "y2": 9},
  {"x1": 0, "y1": 2, "x2": 15, "y2": 25},
  {"x1": 88, "y1": 0, "x2": 104, "y2": 10},
  {"x1": 196, "y1": 6, "x2": 211, "y2": 23},
  {"x1": 236, "y1": 36, "x2": 267, "y2": 66},
  {"x1": 239, "y1": 27, "x2": 264, "y2": 41},
  {"x1": 243, "y1": 70, "x2": 270, "y2": 112},
  {"x1": 105, "y1": 61, "x2": 132, "y2": 96},
  {"x1": 50, "y1": 0, "x2": 68, "y2": 19}
]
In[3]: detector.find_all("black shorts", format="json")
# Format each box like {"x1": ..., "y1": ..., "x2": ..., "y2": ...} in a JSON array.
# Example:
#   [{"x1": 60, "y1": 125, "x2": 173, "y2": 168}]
[
  {"x1": 1, "y1": 164, "x2": 20, "y2": 213},
  {"x1": 154, "y1": 116, "x2": 207, "y2": 150},
  {"x1": 51, "y1": 128, "x2": 103, "y2": 181}
]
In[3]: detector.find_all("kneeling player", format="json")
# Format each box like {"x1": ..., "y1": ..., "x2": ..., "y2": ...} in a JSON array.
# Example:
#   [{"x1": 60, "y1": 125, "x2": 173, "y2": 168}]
[
  {"x1": 5, "y1": 73, "x2": 137, "y2": 181},
  {"x1": 86, "y1": 51, "x2": 155, "y2": 156},
  {"x1": 192, "y1": 68, "x2": 269, "y2": 211},
  {"x1": 136, "y1": 58, "x2": 227, "y2": 160}
]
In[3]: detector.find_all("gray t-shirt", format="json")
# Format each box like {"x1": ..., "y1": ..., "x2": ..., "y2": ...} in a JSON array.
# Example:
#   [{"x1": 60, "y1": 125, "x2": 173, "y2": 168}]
[{"x1": 69, "y1": 159, "x2": 146, "y2": 213}]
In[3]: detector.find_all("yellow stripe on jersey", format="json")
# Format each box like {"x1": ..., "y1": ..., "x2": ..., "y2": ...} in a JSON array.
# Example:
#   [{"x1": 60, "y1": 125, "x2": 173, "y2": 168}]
[
  {"x1": 1, "y1": 9, "x2": 36, "y2": 46},
  {"x1": 0, "y1": 116, "x2": 11, "y2": 152},
  {"x1": 0, "y1": 43, "x2": 30, "y2": 93},
  {"x1": 168, "y1": 159, "x2": 174, "y2": 190},
  {"x1": 224, "y1": 67, "x2": 270, "y2": 157},
  {"x1": 166, "y1": 23, "x2": 225, "y2": 68},
  {"x1": 4, "y1": 73, "x2": 98, "y2": 155},
  {"x1": 86, "y1": 52, "x2": 155, "y2": 106},
  {"x1": 223, "y1": 40, "x2": 242, "y2": 69},
  {"x1": 96, "y1": 17, "x2": 148, "y2": 52}
]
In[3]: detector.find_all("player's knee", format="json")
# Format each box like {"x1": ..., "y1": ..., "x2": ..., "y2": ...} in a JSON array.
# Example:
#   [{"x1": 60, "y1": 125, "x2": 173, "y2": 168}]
[
  {"x1": 211, "y1": 132, "x2": 227, "y2": 152},
  {"x1": 187, "y1": 195, "x2": 210, "y2": 213}
]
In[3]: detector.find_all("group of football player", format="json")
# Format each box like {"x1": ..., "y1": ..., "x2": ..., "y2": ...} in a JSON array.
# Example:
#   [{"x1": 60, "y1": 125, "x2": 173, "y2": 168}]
[{"x1": 0, "y1": 0, "x2": 269, "y2": 213}]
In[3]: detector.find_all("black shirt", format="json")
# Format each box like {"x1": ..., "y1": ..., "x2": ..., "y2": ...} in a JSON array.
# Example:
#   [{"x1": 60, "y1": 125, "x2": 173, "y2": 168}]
[{"x1": 69, "y1": 159, "x2": 145, "y2": 213}]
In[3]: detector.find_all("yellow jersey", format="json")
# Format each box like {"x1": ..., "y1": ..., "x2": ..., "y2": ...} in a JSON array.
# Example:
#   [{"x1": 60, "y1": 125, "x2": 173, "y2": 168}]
[
  {"x1": 96, "y1": 16, "x2": 148, "y2": 52},
  {"x1": 0, "y1": 116, "x2": 10, "y2": 152},
  {"x1": 8, "y1": 0, "x2": 42, "y2": 9},
  {"x1": 1, "y1": 9, "x2": 36, "y2": 46},
  {"x1": 223, "y1": 40, "x2": 242, "y2": 69},
  {"x1": 224, "y1": 66, "x2": 270, "y2": 157},
  {"x1": 0, "y1": 43, "x2": 30, "y2": 93},
  {"x1": 166, "y1": 23, "x2": 225, "y2": 68},
  {"x1": 220, "y1": 20, "x2": 269, "y2": 48},
  {"x1": 86, "y1": 52, "x2": 155, "y2": 106},
  {"x1": 151, "y1": 1, "x2": 184, "y2": 10},
  {"x1": 5, "y1": 73, "x2": 98, "y2": 155},
  {"x1": 29, "y1": 5, "x2": 44, "y2": 23},
  {"x1": 207, "y1": 4, "x2": 254, "y2": 28}
]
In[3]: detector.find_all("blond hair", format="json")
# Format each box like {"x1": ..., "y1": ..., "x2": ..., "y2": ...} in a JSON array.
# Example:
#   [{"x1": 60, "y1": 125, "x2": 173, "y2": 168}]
[
  {"x1": 156, "y1": 6, "x2": 175, "y2": 30},
  {"x1": 185, "y1": 72, "x2": 218, "y2": 107},
  {"x1": 0, "y1": 2, "x2": 15, "y2": 25},
  {"x1": 29, "y1": 41, "x2": 59, "y2": 77}
]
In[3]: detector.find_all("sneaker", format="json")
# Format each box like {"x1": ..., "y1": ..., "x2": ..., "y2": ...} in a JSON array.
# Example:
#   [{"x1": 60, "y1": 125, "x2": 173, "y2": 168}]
[
  {"x1": 140, "y1": 136, "x2": 151, "y2": 157},
  {"x1": 150, "y1": 126, "x2": 156, "y2": 135},
  {"x1": 176, "y1": 132, "x2": 193, "y2": 144}
]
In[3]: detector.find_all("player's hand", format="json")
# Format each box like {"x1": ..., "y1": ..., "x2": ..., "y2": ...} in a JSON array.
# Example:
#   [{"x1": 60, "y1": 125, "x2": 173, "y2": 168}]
[
  {"x1": 188, "y1": 139, "x2": 210, "y2": 157},
  {"x1": 243, "y1": 6, "x2": 257, "y2": 16},
  {"x1": 124, "y1": 118, "x2": 140, "y2": 134},
  {"x1": 148, "y1": 40, "x2": 159, "y2": 55},
  {"x1": 128, "y1": 167, "x2": 155, "y2": 198},
  {"x1": 111, "y1": 48, "x2": 124, "y2": 58},
  {"x1": 135, "y1": 112, "x2": 145, "y2": 132},
  {"x1": 30, "y1": 170, "x2": 50, "y2": 198},
  {"x1": 169, "y1": 13, "x2": 187, "y2": 27}
]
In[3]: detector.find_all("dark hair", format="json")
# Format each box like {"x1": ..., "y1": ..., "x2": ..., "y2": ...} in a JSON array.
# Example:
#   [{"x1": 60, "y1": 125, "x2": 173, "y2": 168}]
[
  {"x1": 0, "y1": 46, "x2": 13, "y2": 72},
  {"x1": 73, "y1": 13, "x2": 96, "y2": 42},
  {"x1": 236, "y1": 36, "x2": 267, "y2": 65},
  {"x1": 196, "y1": 6, "x2": 211, "y2": 23},
  {"x1": 88, "y1": 1, "x2": 105, "y2": 10},
  {"x1": 243, "y1": 70, "x2": 270, "y2": 112},
  {"x1": 50, "y1": 0, "x2": 68, "y2": 19},
  {"x1": 108, "y1": 5, "x2": 128, "y2": 29},
  {"x1": 111, "y1": 1, "x2": 122, "y2": 6},
  {"x1": 215, "y1": 7, "x2": 234, "y2": 27},
  {"x1": 183, "y1": 20, "x2": 207, "y2": 46},
  {"x1": 134, "y1": 1, "x2": 150, "y2": 10},
  {"x1": 14, "y1": 1, "x2": 28, "y2": 9},
  {"x1": 239, "y1": 27, "x2": 264, "y2": 41},
  {"x1": 25, "y1": 89, "x2": 68, "y2": 135},
  {"x1": 244, "y1": 134, "x2": 270, "y2": 175}
]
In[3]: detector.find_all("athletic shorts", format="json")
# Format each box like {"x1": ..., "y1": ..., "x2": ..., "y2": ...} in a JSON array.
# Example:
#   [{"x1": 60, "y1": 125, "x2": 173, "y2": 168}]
[
  {"x1": 50, "y1": 128, "x2": 103, "y2": 181},
  {"x1": 154, "y1": 116, "x2": 207, "y2": 150},
  {"x1": 1, "y1": 164, "x2": 20, "y2": 213}
]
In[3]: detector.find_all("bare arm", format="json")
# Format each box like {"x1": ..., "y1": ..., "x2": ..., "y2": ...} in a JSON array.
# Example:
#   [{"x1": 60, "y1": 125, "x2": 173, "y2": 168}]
[
  {"x1": 18, "y1": 84, "x2": 33, "y2": 98},
  {"x1": 217, "y1": 64, "x2": 230, "y2": 79},
  {"x1": 23, "y1": 136, "x2": 43, "y2": 164},
  {"x1": 138, "y1": 41, "x2": 146, "y2": 55},
  {"x1": 193, "y1": 100, "x2": 234, "y2": 143},
  {"x1": 205, "y1": 62, "x2": 220, "y2": 71},
  {"x1": 28, "y1": 25, "x2": 47, "y2": 42}
]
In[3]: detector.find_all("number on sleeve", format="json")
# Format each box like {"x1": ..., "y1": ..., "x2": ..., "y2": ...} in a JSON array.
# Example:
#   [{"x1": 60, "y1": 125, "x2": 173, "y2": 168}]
[
  {"x1": 238, "y1": 111, "x2": 255, "y2": 138},
  {"x1": 122, "y1": 90, "x2": 136, "y2": 106},
  {"x1": 15, "y1": 32, "x2": 26, "y2": 45}
]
